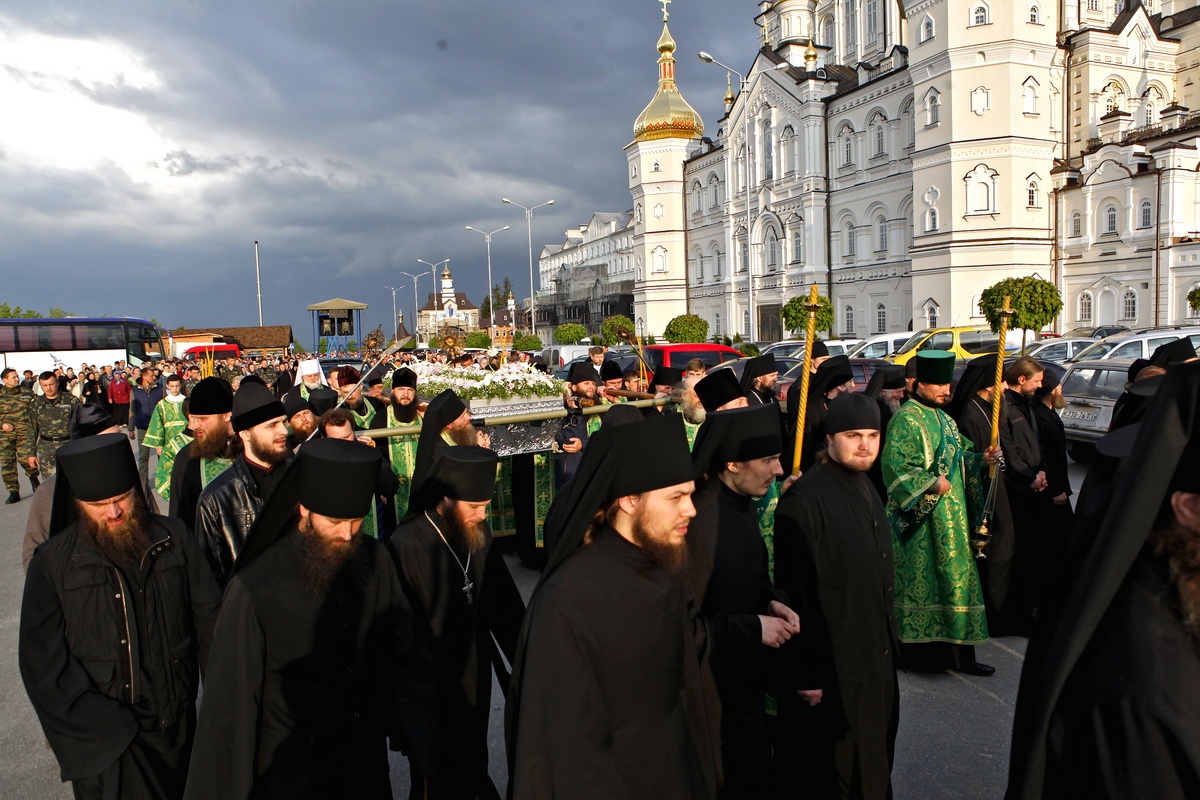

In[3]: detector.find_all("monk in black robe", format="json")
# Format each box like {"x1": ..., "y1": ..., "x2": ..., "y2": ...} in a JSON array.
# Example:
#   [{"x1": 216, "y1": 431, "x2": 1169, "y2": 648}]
[
  {"x1": 167, "y1": 377, "x2": 234, "y2": 526},
  {"x1": 507, "y1": 413, "x2": 721, "y2": 799},
  {"x1": 689, "y1": 404, "x2": 800, "y2": 798},
  {"x1": 774, "y1": 394, "x2": 899, "y2": 800},
  {"x1": 185, "y1": 439, "x2": 436, "y2": 799},
  {"x1": 388, "y1": 446, "x2": 524, "y2": 799},
  {"x1": 1008, "y1": 361, "x2": 1200, "y2": 799}
]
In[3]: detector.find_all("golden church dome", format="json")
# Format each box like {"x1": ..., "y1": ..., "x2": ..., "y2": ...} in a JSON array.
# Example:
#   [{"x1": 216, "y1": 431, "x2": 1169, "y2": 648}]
[{"x1": 633, "y1": 18, "x2": 704, "y2": 142}]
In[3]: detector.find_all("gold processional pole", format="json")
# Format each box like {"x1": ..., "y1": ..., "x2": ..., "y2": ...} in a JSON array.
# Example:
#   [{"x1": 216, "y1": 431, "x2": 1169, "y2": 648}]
[
  {"x1": 974, "y1": 294, "x2": 1014, "y2": 558},
  {"x1": 789, "y1": 284, "x2": 822, "y2": 478}
]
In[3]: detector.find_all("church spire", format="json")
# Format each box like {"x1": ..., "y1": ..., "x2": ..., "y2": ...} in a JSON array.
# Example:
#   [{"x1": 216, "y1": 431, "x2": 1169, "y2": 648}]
[{"x1": 632, "y1": 0, "x2": 703, "y2": 142}]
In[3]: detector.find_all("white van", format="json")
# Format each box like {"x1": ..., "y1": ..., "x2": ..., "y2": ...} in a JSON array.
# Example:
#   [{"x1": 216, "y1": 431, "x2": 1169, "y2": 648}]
[{"x1": 846, "y1": 332, "x2": 912, "y2": 360}]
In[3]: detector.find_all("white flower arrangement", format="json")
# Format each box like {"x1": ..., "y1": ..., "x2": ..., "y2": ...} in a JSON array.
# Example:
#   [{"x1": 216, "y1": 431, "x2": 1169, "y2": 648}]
[{"x1": 385, "y1": 362, "x2": 566, "y2": 401}]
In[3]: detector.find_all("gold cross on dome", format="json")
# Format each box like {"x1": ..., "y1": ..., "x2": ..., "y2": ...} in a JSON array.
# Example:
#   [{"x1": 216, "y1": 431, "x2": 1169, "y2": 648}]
[{"x1": 659, "y1": 0, "x2": 671, "y2": 20}]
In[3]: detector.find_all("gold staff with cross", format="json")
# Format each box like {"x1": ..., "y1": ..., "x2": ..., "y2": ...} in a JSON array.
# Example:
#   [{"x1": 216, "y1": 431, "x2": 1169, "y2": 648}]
[{"x1": 789, "y1": 284, "x2": 822, "y2": 478}]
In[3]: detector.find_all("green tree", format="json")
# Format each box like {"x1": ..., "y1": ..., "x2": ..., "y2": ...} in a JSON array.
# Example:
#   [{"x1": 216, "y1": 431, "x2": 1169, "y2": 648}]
[
  {"x1": 1188, "y1": 287, "x2": 1200, "y2": 313},
  {"x1": 480, "y1": 277, "x2": 516, "y2": 322},
  {"x1": 662, "y1": 314, "x2": 709, "y2": 343},
  {"x1": 554, "y1": 323, "x2": 588, "y2": 344},
  {"x1": 0, "y1": 302, "x2": 40, "y2": 318},
  {"x1": 979, "y1": 276, "x2": 1063, "y2": 348},
  {"x1": 738, "y1": 343, "x2": 761, "y2": 357},
  {"x1": 513, "y1": 334, "x2": 543, "y2": 351},
  {"x1": 601, "y1": 314, "x2": 636, "y2": 345},
  {"x1": 781, "y1": 294, "x2": 834, "y2": 336},
  {"x1": 465, "y1": 331, "x2": 492, "y2": 349},
  {"x1": 48, "y1": 307, "x2": 71, "y2": 318}
]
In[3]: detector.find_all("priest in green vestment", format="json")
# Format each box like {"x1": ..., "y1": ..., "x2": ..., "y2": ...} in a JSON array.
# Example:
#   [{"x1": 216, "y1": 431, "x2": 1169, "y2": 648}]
[
  {"x1": 882, "y1": 351, "x2": 999, "y2": 676},
  {"x1": 381, "y1": 367, "x2": 422, "y2": 524}
]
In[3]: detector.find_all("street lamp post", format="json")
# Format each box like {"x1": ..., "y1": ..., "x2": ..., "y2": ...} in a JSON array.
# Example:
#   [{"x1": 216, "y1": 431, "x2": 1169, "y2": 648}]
[
  {"x1": 384, "y1": 285, "x2": 399, "y2": 342},
  {"x1": 502, "y1": 197, "x2": 555, "y2": 342},
  {"x1": 401, "y1": 268, "x2": 434, "y2": 344},
  {"x1": 697, "y1": 52, "x2": 788, "y2": 344},
  {"x1": 465, "y1": 225, "x2": 510, "y2": 324}
]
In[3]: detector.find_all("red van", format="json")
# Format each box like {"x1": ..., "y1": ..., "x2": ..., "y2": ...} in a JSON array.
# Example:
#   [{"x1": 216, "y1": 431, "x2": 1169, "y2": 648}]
[
  {"x1": 183, "y1": 344, "x2": 243, "y2": 361},
  {"x1": 641, "y1": 343, "x2": 743, "y2": 379}
]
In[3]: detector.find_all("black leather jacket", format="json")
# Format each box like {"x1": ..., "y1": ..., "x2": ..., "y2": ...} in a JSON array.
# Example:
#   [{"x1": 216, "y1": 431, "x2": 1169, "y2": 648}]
[
  {"x1": 195, "y1": 456, "x2": 282, "y2": 587},
  {"x1": 19, "y1": 514, "x2": 222, "y2": 781}
]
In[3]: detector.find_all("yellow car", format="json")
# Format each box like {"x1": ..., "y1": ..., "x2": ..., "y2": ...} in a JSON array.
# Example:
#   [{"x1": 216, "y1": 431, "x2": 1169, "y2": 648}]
[{"x1": 888, "y1": 325, "x2": 1019, "y2": 365}]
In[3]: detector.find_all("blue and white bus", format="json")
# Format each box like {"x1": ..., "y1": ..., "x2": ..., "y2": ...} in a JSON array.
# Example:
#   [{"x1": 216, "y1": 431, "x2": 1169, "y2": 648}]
[{"x1": 0, "y1": 317, "x2": 167, "y2": 375}]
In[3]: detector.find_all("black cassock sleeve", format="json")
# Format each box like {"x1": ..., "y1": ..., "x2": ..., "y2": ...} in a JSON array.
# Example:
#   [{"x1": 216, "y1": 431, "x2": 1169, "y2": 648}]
[
  {"x1": 183, "y1": 578, "x2": 265, "y2": 800},
  {"x1": 509, "y1": 603, "x2": 634, "y2": 800},
  {"x1": 772, "y1": 490, "x2": 834, "y2": 693},
  {"x1": 19, "y1": 554, "x2": 138, "y2": 782}
]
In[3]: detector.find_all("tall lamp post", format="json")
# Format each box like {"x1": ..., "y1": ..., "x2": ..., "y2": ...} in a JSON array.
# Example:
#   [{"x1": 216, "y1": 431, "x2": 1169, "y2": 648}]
[
  {"x1": 502, "y1": 197, "x2": 555, "y2": 341},
  {"x1": 465, "y1": 225, "x2": 510, "y2": 323},
  {"x1": 698, "y1": 52, "x2": 788, "y2": 343},
  {"x1": 401, "y1": 268, "x2": 434, "y2": 344},
  {"x1": 384, "y1": 285, "x2": 400, "y2": 343}
]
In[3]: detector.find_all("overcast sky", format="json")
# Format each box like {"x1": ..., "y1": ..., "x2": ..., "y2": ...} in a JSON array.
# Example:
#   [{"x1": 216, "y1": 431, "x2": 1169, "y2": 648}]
[{"x1": 0, "y1": 0, "x2": 760, "y2": 347}]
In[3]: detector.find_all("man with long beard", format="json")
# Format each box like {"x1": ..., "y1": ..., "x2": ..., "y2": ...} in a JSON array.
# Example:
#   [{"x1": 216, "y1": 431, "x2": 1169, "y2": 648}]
[
  {"x1": 375, "y1": 366, "x2": 422, "y2": 522},
  {"x1": 677, "y1": 375, "x2": 707, "y2": 449},
  {"x1": 293, "y1": 357, "x2": 327, "y2": 400},
  {"x1": 740, "y1": 353, "x2": 780, "y2": 408},
  {"x1": 688, "y1": 404, "x2": 800, "y2": 798},
  {"x1": 193, "y1": 381, "x2": 291, "y2": 587},
  {"x1": 185, "y1": 438, "x2": 436, "y2": 800},
  {"x1": 507, "y1": 414, "x2": 721, "y2": 799},
  {"x1": 774, "y1": 393, "x2": 899, "y2": 800},
  {"x1": 282, "y1": 390, "x2": 318, "y2": 450},
  {"x1": 388, "y1": 445, "x2": 524, "y2": 798},
  {"x1": 1008, "y1": 361, "x2": 1200, "y2": 798},
  {"x1": 168, "y1": 378, "x2": 235, "y2": 530},
  {"x1": 408, "y1": 389, "x2": 490, "y2": 502},
  {"x1": 20, "y1": 434, "x2": 221, "y2": 799}
]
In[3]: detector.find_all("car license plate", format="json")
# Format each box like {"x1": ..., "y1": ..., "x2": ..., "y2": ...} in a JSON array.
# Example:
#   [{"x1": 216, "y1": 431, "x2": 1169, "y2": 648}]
[{"x1": 1063, "y1": 409, "x2": 1097, "y2": 422}]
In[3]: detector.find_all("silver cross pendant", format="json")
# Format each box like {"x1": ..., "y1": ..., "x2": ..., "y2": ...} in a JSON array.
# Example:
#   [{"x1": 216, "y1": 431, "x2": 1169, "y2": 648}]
[{"x1": 462, "y1": 578, "x2": 475, "y2": 604}]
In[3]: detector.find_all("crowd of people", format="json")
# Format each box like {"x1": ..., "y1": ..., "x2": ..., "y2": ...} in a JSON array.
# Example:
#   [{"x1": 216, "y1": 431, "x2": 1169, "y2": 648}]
[{"x1": 10, "y1": 334, "x2": 1200, "y2": 799}]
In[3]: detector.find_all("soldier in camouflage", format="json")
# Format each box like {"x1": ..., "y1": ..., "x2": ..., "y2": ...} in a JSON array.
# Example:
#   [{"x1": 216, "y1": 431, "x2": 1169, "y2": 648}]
[
  {"x1": 29, "y1": 371, "x2": 80, "y2": 481},
  {"x1": 1, "y1": 367, "x2": 38, "y2": 503},
  {"x1": 254, "y1": 358, "x2": 279, "y2": 393}
]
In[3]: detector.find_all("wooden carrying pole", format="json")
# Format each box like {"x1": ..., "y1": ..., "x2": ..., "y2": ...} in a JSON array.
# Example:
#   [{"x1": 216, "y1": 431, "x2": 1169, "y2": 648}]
[
  {"x1": 987, "y1": 296, "x2": 1015, "y2": 479},
  {"x1": 789, "y1": 284, "x2": 822, "y2": 477}
]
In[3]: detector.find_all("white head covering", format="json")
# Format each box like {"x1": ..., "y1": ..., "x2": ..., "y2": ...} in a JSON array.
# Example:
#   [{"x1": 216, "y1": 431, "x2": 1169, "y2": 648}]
[{"x1": 294, "y1": 358, "x2": 327, "y2": 387}]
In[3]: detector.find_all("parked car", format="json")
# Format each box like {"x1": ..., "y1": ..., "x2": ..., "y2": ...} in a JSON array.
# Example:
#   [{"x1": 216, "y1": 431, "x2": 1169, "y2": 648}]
[
  {"x1": 888, "y1": 326, "x2": 1024, "y2": 365},
  {"x1": 554, "y1": 352, "x2": 641, "y2": 382},
  {"x1": 706, "y1": 355, "x2": 803, "y2": 383},
  {"x1": 1067, "y1": 327, "x2": 1200, "y2": 363},
  {"x1": 1058, "y1": 358, "x2": 1136, "y2": 462},
  {"x1": 845, "y1": 332, "x2": 913, "y2": 360},
  {"x1": 761, "y1": 338, "x2": 863, "y2": 359},
  {"x1": 639, "y1": 343, "x2": 743, "y2": 378},
  {"x1": 1018, "y1": 337, "x2": 1096, "y2": 364},
  {"x1": 1060, "y1": 325, "x2": 1130, "y2": 339}
]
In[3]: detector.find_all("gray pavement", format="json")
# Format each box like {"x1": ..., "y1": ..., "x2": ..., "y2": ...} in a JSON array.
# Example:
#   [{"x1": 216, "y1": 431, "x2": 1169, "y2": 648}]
[{"x1": 0, "y1": 453, "x2": 1086, "y2": 798}]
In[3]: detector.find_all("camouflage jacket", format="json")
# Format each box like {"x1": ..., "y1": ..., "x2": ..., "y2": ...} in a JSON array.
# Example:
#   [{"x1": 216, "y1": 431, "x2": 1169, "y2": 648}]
[
  {"x1": 30, "y1": 393, "x2": 80, "y2": 445},
  {"x1": 0, "y1": 385, "x2": 36, "y2": 457}
]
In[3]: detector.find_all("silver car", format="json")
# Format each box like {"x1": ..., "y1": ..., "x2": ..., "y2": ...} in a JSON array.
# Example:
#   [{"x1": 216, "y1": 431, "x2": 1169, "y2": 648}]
[
  {"x1": 1069, "y1": 328, "x2": 1200, "y2": 363},
  {"x1": 1059, "y1": 358, "x2": 1136, "y2": 462}
]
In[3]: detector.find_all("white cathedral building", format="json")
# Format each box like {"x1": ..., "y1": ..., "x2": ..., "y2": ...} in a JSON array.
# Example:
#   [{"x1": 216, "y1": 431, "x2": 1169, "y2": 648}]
[{"x1": 538, "y1": 0, "x2": 1200, "y2": 342}]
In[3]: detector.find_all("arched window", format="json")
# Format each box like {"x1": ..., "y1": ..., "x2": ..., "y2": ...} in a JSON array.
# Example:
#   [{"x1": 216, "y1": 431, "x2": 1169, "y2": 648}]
[
  {"x1": 926, "y1": 90, "x2": 941, "y2": 125},
  {"x1": 1140, "y1": 199, "x2": 1153, "y2": 228},
  {"x1": 971, "y1": 4, "x2": 989, "y2": 25},
  {"x1": 741, "y1": 241, "x2": 750, "y2": 273},
  {"x1": 1023, "y1": 82, "x2": 1038, "y2": 114},
  {"x1": 767, "y1": 230, "x2": 779, "y2": 267},
  {"x1": 822, "y1": 16, "x2": 836, "y2": 53},
  {"x1": 1027, "y1": 181, "x2": 1039, "y2": 208},
  {"x1": 763, "y1": 127, "x2": 774, "y2": 181},
  {"x1": 844, "y1": 305, "x2": 855, "y2": 335},
  {"x1": 844, "y1": 0, "x2": 858, "y2": 54},
  {"x1": 1071, "y1": 211, "x2": 1082, "y2": 237},
  {"x1": 965, "y1": 164, "x2": 998, "y2": 214},
  {"x1": 927, "y1": 207, "x2": 939, "y2": 232},
  {"x1": 876, "y1": 303, "x2": 887, "y2": 333},
  {"x1": 709, "y1": 175, "x2": 721, "y2": 208},
  {"x1": 1104, "y1": 205, "x2": 1119, "y2": 234},
  {"x1": 1078, "y1": 292, "x2": 1093, "y2": 323},
  {"x1": 1029, "y1": 4, "x2": 1040, "y2": 23},
  {"x1": 792, "y1": 230, "x2": 803, "y2": 262},
  {"x1": 920, "y1": 15, "x2": 935, "y2": 42},
  {"x1": 876, "y1": 216, "x2": 888, "y2": 251},
  {"x1": 652, "y1": 161, "x2": 661, "y2": 172},
  {"x1": 715, "y1": 249, "x2": 724, "y2": 277},
  {"x1": 1122, "y1": 289, "x2": 1137, "y2": 320},
  {"x1": 902, "y1": 100, "x2": 915, "y2": 146},
  {"x1": 696, "y1": 250, "x2": 704, "y2": 281},
  {"x1": 743, "y1": 310, "x2": 751, "y2": 336},
  {"x1": 845, "y1": 223, "x2": 857, "y2": 259},
  {"x1": 866, "y1": 0, "x2": 879, "y2": 44},
  {"x1": 715, "y1": 313, "x2": 722, "y2": 337},
  {"x1": 875, "y1": 123, "x2": 886, "y2": 156},
  {"x1": 690, "y1": 182, "x2": 702, "y2": 214}
]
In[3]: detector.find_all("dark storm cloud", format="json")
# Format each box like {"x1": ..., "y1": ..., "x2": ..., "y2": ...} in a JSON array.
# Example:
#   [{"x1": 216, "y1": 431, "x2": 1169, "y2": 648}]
[{"x1": 0, "y1": 0, "x2": 758, "y2": 343}]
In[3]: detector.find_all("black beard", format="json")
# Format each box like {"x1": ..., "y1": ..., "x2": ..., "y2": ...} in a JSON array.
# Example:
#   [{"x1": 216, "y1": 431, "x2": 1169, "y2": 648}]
[
  {"x1": 79, "y1": 493, "x2": 151, "y2": 569},
  {"x1": 630, "y1": 512, "x2": 687, "y2": 571},
  {"x1": 447, "y1": 424, "x2": 477, "y2": 446},
  {"x1": 754, "y1": 384, "x2": 777, "y2": 401},
  {"x1": 392, "y1": 397, "x2": 419, "y2": 424},
  {"x1": 248, "y1": 434, "x2": 290, "y2": 467},
  {"x1": 297, "y1": 518, "x2": 371, "y2": 597},
  {"x1": 192, "y1": 429, "x2": 231, "y2": 460},
  {"x1": 443, "y1": 505, "x2": 488, "y2": 555}
]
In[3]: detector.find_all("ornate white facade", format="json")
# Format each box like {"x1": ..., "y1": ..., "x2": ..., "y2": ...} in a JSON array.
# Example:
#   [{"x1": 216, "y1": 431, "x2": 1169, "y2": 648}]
[{"x1": 542, "y1": 0, "x2": 1200, "y2": 341}]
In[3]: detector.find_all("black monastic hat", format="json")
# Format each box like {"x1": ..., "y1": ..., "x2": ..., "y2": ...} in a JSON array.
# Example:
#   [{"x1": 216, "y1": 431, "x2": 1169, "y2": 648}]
[
  {"x1": 568, "y1": 362, "x2": 597, "y2": 385},
  {"x1": 413, "y1": 445, "x2": 499, "y2": 511},
  {"x1": 946, "y1": 354, "x2": 998, "y2": 421},
  {"x1": 49, "y1": 433, "x2": 143, "y2": 537},
  {"x1": 653, "y1": 366, "x2": 685, "y2": 388},
  {"x1": 408, "y1": 389, "x2": 469, "y2": 507},
  {"x1": 739, "y1": 353, "x2": 778, "y2": 395},
  {"x1": 68, "y1": 404, "x2": 116, "y2": 439},
  {"x1": 282, "y1": 391, "x2": 313, "y2": 420},
  {"x1": 600, "y1": 359, "x2": 624, "y2": 382},
  {"x1": 809, "y1": 355, "x2": 854, "y2": 398},
  {"x1": 691, "y1": 404, "x2": 783, "y2": 479},
  {"x1": 810, "y1": 340, "x2": 829, "y2": 358},
  {"x1": 1150, "y1": 337, "x2": 1198, "y2": 367},
  {"x1": 232, "y1": 381, "x2": 286, "y2": 432},
  {"x1": 826, "y1": 392, "x2": 881, "y2": 434},
  {"x1": 307, "y1": 388, "x2": 339, "y2": 417},
  {"x1": 189, "y1": 377, "x2": 233, "y2": 415},
  {"x1": 391, "y1": 367, "x2": 418, "y2": 390},
  {"x1": 694, "y1": 368, "x2": 743, "y2": 412}
]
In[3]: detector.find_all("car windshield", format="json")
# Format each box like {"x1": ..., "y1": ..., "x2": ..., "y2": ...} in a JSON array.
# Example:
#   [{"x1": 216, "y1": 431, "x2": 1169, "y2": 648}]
[
  {"x1": 1071, "y1": 340, "x2": 1120, "y2": 361},
  {"x1": 896, "y1": 331, "x2": 931, "y2": 355},
  {"x1": 1063, "y1": 367, "x2": 1126, "y2": 402}
]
